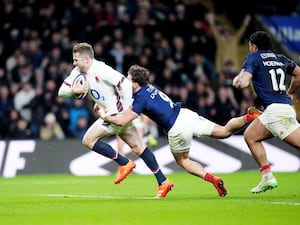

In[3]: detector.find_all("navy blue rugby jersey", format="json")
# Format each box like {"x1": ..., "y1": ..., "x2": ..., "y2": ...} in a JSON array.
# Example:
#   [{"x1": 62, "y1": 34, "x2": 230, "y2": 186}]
[
  {"x1": 132, "y1": 84, "x2": 181, "y2": 132},
  {"x1": 243, "y1": 50, "x2": 296, "y2": 108}
]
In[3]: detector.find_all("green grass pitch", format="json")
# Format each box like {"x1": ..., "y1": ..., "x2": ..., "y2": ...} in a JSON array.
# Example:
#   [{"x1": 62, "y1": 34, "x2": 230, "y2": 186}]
[{"x1": 0, "y1": 171, "x2": 299, "y2": 225}]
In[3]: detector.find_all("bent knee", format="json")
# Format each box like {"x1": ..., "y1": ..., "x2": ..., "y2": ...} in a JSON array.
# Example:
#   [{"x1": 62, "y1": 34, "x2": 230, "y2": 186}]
[
  {"x1": 174, "y1": 157, "x2": 186, "y2": 168},
  {"x1": 131, "y1": 144, "x2": 146, "y2": 155},
  {"x1": 82, "y1": 134, "x2": 95, "y2": 149},
  {"x1": 244, "y1": 132, "x2": 258, "y2": 146},
  {"x1": 124, "y1": 139, "x2": 146, "y2": 155}
]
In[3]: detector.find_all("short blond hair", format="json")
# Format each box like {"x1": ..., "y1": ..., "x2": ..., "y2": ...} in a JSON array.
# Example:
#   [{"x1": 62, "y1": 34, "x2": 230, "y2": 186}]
[{"x1": 72, "y1": 42, "x2": 94, "y2": 58}]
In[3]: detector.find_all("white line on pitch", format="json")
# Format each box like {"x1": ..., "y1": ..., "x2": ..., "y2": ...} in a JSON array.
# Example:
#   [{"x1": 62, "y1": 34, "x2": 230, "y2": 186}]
[
  {"x1": 37, "y1": 193, "x2": 156, "y2": 200},
  {"x1": 271, "y1": 201, "x2": 300, "y2": 206}
]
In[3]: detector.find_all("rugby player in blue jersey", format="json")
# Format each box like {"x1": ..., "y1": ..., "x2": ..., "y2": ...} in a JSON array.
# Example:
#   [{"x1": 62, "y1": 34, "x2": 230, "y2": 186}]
[
  {"x1": 99, "y1": 64, "x2": 261, "y2": 197},
  {"x1": 233, "y1": 31, "x2": 300, "y2": 193}
]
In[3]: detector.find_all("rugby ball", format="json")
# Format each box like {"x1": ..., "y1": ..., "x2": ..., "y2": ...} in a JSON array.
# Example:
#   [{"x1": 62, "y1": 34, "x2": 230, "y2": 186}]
[
  {"x1": 72, "y1": 73, "x2": 86, "y2": 87},
  {"x1": 72, "y1": 73, "x2": 87, "y2": 99}
]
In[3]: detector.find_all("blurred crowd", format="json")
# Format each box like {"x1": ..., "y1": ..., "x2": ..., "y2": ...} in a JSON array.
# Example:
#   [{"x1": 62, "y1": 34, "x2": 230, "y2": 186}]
[{"x1": 0, "y1": 0, "x2": 258, "y2": 140}]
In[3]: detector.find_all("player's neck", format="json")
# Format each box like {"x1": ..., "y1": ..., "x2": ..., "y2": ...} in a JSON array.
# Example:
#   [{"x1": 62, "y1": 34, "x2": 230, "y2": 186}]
[{"x1": 133, "y1": 86, "x2": 141, "y2": 94}]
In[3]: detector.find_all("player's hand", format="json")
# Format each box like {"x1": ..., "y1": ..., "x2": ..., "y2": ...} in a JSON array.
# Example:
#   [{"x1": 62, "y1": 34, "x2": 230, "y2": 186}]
[
  {"x1": 94, "y1": 104, "x2": 107, "y2": 119},
  {"x1": 93, "y1": 103, "x2": 99, "y2": 114},
  {"x1": 232, "y1": 76, "x2": 240, "y2": 88},
  {"x1": 232, "y1": 69, "x2": 246, "y2": 88},
  {"x1": 98, "y1": 107, "x2": 107, "y2": 120},
  {"x1": 72, "y1": 78, "x2": 88, "y2": 95}
]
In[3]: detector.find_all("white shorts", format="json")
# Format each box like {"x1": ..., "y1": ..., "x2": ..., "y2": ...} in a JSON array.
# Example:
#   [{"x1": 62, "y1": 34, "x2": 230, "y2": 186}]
[
  {"x1": 259, "y1": 103, "x2": 299, "y2": 139},
  {"x1": 96, "y1": 118, "x2": 132, "y2": 135},
  {"x1": 168, "y1": 108, "x2": 216, "y2": 153}
]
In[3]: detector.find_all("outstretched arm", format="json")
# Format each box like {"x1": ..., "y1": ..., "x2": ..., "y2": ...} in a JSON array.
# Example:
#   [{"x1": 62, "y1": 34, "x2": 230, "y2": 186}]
[
  {"x1": 99, "y1": 108, "x2": 138, "y2": 127},
  {"x1": 58, "y1": 74, "x2": 88, "y2": 99},
  {"x1": 235, "y1": 14, "x2": 251, "y2": 39},
  {"x1": 205, "y1": 12, "x2": 219, "y2": 38},
  {"x1": 58, "y1": 76, "x2": 74, "y2": 98}
]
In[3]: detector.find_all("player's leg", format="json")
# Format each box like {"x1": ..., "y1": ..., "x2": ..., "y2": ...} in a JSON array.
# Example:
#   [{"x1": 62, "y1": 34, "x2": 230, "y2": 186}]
[
  {"x1": 82, "y1": 118, "x2": 109, "y2": 149},
  {"x1": 171, "y1": 150, "x2": 205, "y2": 177},
  {"x1": 283, "y1": 127, "x2": 300, "y2": 149},
  {"x1": 211, "y1": 106, "x2": 262, "y2": 138},
  {"x1": 278, "y1": 104, "x2": 300, "y2": 148},
  {"x1": 119, "y1": 126, "x2": 146, "y2": 155},
  {"x1": 171, "y1": 151, "x2": 227, "y2": 197},
  {"x1": 244, "y1": 119, "x2": 272, "y2": 166},
  {"x1": 168, "y1": 108, "x2": 206, "y2": 174},
  {"x1": 169, "y1": 109, "x2": 227, "y2": 196},
  {"x1": 120, "y1": 126, "x2": 173, "y2": 198},
  {"x1": 211, "y1": 116, "x2": 246, "y2": 138},
  {"x1": 247, "y1": 104, "x2": 299, "y2": 193},
  {"x1": 244, "y1": 117, "x2": 277, "y2": 193},
  {"x1": 82, "y1": 119, "x2": 135, "y2": 184},
  {"x1": 185, "y1": 107, "x2": 245, "y2": 139},
  {"x1": 116, "y1": 135, "x2": 126, "y2": 156}
]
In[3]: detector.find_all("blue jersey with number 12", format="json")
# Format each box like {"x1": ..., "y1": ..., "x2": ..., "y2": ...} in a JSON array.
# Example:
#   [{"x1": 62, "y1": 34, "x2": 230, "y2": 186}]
[
  {"x1": 243, "y1": 50, "x2": 296, "y2": 108},
  {"x1": 131, "y1": 84, "x2": 181, "y2": 132}
]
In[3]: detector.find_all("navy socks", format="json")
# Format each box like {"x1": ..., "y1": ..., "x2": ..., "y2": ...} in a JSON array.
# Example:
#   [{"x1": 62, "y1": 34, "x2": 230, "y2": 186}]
[
  {"x1": 92, "y1": 141, "x2": 166, "y2": 185},
  {"x1": 140, "y1": 147, "x2": 166, "y2": 185},
  {"x1": 92, "y1": 140, "x2": 128, "y2": 165}
]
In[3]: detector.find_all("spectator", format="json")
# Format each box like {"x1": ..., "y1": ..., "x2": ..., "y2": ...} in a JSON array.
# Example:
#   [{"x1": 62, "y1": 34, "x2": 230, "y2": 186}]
[
  {"x1": 126, "y1": 27, "x2": 151, "y2": 56},
  {"x1": 0, "y1": 0, "x2": 265, "y2": 141},
  {"x1": 10, "y1": 54, "x2": 32, "y2": 83},
  {"x1": 27, "y1": 86, "x2": 48, "y2": 138},
  {"x1": 40, "y1": 112, "x2": 65, "y2": 140},
  {"x1": 70, "y1": 115, "x2": 89, "y2": 138},
  {"x1": 13, "y1": 82, "x2": 35, "y2": 121},
  {"x1": 68, "y1": 99, "x2": 91, "y2": 135},
  {"x1": 0, "y1": 68, "x2": 9, "y2": 87},
  {"x1": 215, "y1": 86, "x2": 238, "y2": 125},
  {"x1": 9, "y1": 117, "x2": 33, "y2": 139},
  {"x1": 122, "y1": 45, "x2": 138, "y2": 74},
  {"x1": 0, "y1": 85, "x2": 13, "y2": 138},
  {"x1": 188, "y1": 53, "x2": 214, "y2": 83},
  {"x1": 170, "y1": 35, "x2": 189, "y2": 73},
  {"x1": 108, "y1": 41, "x2": 126, "y2": 73},
  {"x1": 206, "y1": 12, "x2": 251, "y2": 73},
  {"x1": 0, "y1": 41, "x2": 6, "y2": 70},
  {"x1": 53, "y1": 96, "x2": 72, "y2": 137},
  {"x1": 27, "y1": 40, "x2": 44, "y2": 69}
]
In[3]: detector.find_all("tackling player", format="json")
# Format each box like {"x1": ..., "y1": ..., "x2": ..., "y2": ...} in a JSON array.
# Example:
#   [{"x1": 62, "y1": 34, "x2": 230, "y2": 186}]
[{"x1": 99, "y1": 64, "x2": 261, "y2": 197}]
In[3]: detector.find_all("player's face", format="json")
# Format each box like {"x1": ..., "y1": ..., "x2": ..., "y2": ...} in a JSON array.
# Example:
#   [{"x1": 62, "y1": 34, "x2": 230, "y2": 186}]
[
  {"x1": 73, "y1": 52, "x2": 88, "y2": 72},
  {"x1": 248, "y1": 42, "x2": 257, "y2": 53}
]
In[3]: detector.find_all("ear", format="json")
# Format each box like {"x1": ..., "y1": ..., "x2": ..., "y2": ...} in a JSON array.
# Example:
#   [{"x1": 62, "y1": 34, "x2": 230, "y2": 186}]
[
  {"x1": 131, "y1": 81, "x2": 140, "y2": 92},
  {"x1": 132, "y1": 81, "x2": 137, "y2": 89},
  {"x1": 252, "y1": 44, "x2": 258, "y2": 52}
]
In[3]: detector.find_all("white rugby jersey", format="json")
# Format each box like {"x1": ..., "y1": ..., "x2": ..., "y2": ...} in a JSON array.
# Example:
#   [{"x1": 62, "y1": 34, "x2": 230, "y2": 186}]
[{"x1": 58, "y1": 60, "x2": 132, "y2": 115}]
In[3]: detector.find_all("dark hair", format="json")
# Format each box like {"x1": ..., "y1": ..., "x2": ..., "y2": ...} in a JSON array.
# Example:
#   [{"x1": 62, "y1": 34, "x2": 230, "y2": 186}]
[
  {"x1": 128, "y1": 64, "x2": 149, "y2": 87},
  {"x1": 249, "y1": 31, "x2": 273, "y2": 50}
]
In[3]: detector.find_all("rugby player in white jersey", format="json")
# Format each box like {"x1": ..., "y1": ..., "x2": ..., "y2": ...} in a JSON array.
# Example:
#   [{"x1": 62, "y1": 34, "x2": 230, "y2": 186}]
[{"x1": 58, "y1": 42, "x2": 173, "y2": 198}]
